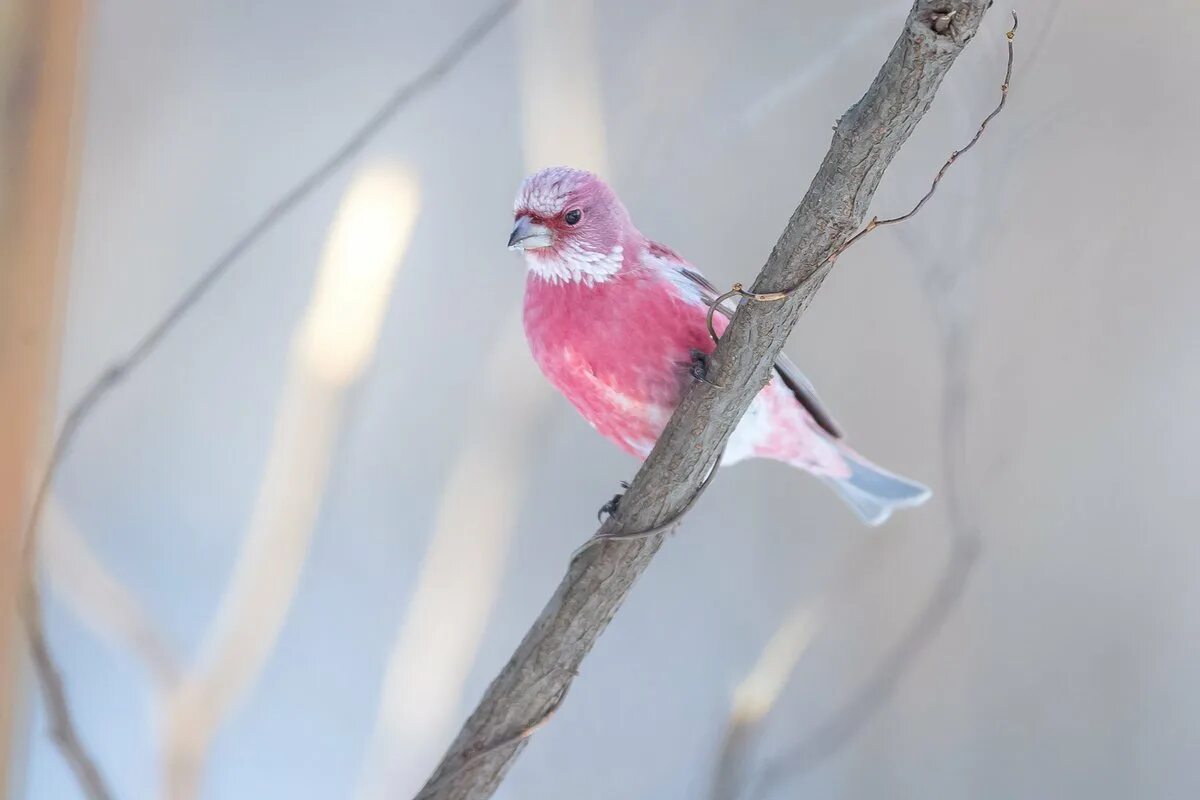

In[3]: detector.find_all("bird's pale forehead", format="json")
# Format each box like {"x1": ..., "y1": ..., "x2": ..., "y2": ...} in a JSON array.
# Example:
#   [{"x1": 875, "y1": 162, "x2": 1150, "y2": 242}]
[{"x1": 515, "y1": 168, "x2": 588, "y2": 217}]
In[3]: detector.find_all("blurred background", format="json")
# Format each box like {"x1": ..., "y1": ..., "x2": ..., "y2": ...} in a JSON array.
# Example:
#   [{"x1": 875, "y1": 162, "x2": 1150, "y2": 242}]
[{"x1": 4, "y1": 0, "x2": 1199, "y2": 798}]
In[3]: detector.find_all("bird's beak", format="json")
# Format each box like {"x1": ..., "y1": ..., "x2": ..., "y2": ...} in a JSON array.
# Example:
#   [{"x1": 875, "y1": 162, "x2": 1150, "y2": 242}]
[{"x1": 507, "y1": 215, "x2": 552, "y2": 251}]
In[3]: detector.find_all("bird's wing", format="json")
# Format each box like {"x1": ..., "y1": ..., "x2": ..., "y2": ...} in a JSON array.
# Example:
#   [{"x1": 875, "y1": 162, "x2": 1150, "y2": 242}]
[
  {"x1": 771, "y1": 351, "x2": 843, "y2": 439},
  {"x1": 650, "y1": 241, "x2": 844, "y2": 439}
]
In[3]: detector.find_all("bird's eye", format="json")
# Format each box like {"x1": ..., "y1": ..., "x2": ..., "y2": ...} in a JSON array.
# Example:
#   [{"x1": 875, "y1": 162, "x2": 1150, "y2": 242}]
[{"x1": 564, "y1": 208, "x2": 582, "y2": 226}]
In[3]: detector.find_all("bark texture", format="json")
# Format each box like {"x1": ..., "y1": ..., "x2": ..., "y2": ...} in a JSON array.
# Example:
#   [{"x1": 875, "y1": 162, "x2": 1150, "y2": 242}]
[{"x1": 416, "y1": 3, "x2": 994, "y2": 797}]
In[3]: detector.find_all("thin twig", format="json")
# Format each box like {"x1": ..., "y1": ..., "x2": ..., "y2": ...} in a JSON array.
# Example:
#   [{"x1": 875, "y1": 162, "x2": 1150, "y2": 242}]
[
  {"x1": 16, "y1": 3, "x2": 519, "y2": 796},
  {"x1": 18, "y1": 586, "x2": 113, "y2": 800},
  {"x1": 573, "y1": 444, "x2": 727, "y2": 557},
  {"x1": 416, "y1": 684, "x2": 570, "y2": 800},
  {"x1": 851, "y1": 13, "x2": 1018, "y2": 230},
  {"x1": 706, "y1": 11, "x2": 1019, "y2": 344}
]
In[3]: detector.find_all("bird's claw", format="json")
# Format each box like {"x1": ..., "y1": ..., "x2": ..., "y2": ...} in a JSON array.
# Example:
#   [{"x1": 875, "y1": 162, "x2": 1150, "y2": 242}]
[
  {"x1": 689, "y1": 349, "x2": 722, "y2": 387},
  {"x1": 597, "y1": 481, "x2": 631, "y2": 521}
]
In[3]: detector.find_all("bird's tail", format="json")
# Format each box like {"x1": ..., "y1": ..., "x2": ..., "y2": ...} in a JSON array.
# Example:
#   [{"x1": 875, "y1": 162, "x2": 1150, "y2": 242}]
[{"x1": 819, "y1": 443, "x2": 932, "y2": 526}]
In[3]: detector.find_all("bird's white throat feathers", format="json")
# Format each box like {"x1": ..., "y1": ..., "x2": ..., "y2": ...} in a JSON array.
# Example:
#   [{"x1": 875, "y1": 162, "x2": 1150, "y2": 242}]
[{"x1": 524, "y1": 242, "x2": 624, "y2": 286}]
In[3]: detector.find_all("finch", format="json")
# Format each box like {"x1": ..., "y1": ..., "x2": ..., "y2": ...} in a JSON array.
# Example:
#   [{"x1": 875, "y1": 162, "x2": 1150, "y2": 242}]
[{"x1": 509, "y1": 167, "x2": 930, "y2": 525}]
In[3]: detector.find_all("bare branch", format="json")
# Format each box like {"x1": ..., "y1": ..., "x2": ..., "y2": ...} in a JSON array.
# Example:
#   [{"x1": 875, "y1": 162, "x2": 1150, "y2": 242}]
[{"x1": 415, "y1": 3, "x2": 1001, "y2": 798}]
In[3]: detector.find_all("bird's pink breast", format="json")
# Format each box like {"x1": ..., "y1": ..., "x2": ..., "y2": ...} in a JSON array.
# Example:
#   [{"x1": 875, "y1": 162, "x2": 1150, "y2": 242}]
[{"x1": 523, "y1": 267, "x2": 714, "y2": 458}]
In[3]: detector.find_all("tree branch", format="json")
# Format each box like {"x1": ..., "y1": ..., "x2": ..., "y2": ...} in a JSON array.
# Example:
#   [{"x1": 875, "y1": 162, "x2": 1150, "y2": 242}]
[{"x1": 415, "y1": 2, "x2": 998, "y2": 798}]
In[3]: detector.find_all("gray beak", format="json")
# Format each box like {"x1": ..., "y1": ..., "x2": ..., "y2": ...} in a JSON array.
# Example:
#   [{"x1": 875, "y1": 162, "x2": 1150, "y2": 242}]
[{"x1": 507, "y1": 215, "x2": 552, "y2": 250}]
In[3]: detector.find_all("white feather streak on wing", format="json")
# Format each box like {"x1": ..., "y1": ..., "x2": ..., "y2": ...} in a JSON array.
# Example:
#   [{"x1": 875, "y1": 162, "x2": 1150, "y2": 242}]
[
  {"x1": 659, "y1": 262, "x2": 708, "y2": 307},
  {"x1": 560, "y1": 345, "x2": 673, "y2": 457},
  {"x1": 595, "y1": 377, "x2": 672, "y2": 457},
  {"x1": 640, "y1": 245, "x2": 725, "y2": 312}
]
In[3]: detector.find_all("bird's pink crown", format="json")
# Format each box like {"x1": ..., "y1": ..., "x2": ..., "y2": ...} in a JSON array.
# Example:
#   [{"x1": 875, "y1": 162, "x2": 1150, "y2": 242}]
[{"x1": 514, "y1": 166, "x2": 595, "y2": 218}]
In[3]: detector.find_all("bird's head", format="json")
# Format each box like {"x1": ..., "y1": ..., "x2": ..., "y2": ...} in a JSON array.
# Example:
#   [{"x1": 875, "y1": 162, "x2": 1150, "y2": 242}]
[{"x1": 508, "y1": 166, "x2": 633, "y2": 285}]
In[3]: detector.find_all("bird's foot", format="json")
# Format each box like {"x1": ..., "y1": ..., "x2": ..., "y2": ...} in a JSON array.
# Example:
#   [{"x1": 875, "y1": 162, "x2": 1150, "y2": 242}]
[
  {"x1": 689, "y1": 349, "x2": 722, "y2": 387},
  {"x1": 597, "y1": 481, "x2": 631, "y2": 521}
]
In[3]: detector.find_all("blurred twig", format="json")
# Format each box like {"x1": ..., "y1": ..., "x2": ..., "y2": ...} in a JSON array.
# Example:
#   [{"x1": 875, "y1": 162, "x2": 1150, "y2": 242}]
[
  {"x1": 5, "y1": 0, "x2": 105, "y2": 797},
  {"x1": 709, "y1": 605, "x2": 823, "y2": 800},
  {"x1": 746, "y1": 537, "x2": 980, "y2": 800},
  {"x1": 415, "y1": 4, "x2": 999, "y2": 798},
  {"x1": 41, "y1": 167, "x2": 419, "y2": 800},
  {"x1": 158, "y1": 164, "x2": 417, "y2": 800},
  {"x1": 735, "y1": 323, "x2": 989, "y2": 800},
  {"x1": 706, "y1": 16, "x2": 1018, "y2": 798},
  {"x1": 730, "y1": 7, "x2": 897, "y2": 136},
  {"x1": 353, "y1": 318, "x2": 551, "y2": 800},
  {"x1": 356, "y1": 4, "x2": 606, "y2": 791},
  {"x1": 157, "y1": 365, "x2": 345, "y2": 800},
  {"x1": 42, "y1": 500, "x2": 180, "y2": 691},
  {"x1": 17, "y1": 3, "x2": 516, "y2": 797}
]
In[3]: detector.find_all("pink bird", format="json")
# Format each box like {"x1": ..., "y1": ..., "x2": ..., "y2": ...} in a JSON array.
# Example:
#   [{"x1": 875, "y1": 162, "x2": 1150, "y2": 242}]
[{"x1": 509, "y1": 167, "x2": 930, "y2": 525}]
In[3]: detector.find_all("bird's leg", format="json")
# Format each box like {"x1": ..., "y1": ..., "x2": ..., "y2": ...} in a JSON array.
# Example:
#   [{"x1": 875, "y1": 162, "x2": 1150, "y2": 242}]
[
  {"x1": 689, "y1": 348, "x2": 721, "y2": 387},
  {"x1": 597, "y1": 481, "x2": 631, "y2": 521}
]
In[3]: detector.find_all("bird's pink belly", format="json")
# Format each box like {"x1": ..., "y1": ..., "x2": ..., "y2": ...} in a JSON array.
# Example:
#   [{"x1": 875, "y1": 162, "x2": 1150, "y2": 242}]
[{"x1": 540, "y1": 347, "x2": 682, "y2": 458}]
